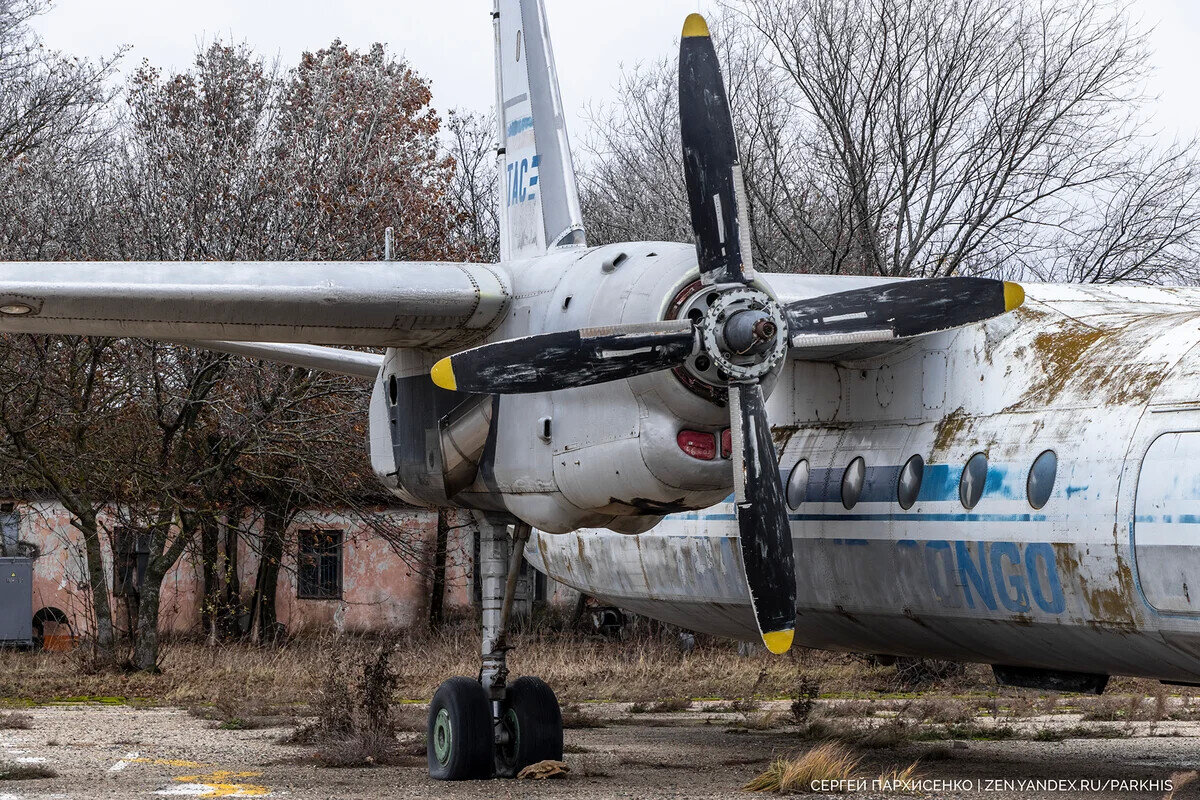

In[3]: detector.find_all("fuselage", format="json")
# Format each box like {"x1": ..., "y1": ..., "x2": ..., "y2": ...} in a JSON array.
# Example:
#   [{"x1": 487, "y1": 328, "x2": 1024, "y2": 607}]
[{"x1": 518, "y1": 246, "x2": 1200, "y2": 682}]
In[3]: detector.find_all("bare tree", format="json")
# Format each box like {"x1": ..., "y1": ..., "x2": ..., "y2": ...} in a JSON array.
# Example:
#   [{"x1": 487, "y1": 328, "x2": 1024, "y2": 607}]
[
  {"x1": 583, "y1": 0, "x2": 1200, "y2": 284},
  {"x1": 445, "y1": 109, "x2": 501, "y2": 261},
  {"x1": 579, "y1": 12, "x2": 868, "y2": 274},
  {"x1": 736, "y1": 0, "x2": 1189, "y2": 278},
  {"x1": 0, "y1": 0, "x2": 119, "y2": 163},
  {"x1": 0, "y1": 335, "x2": 130, "y2": 662},
  {"x1": 1042, "y1": 142, "x2": 1200, "y2": 284}
]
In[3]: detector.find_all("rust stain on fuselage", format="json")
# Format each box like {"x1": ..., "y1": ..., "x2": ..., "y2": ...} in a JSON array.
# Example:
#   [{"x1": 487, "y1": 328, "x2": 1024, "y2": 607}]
[
  {"x1": 1053, "y1": 539, "x2": 1137, "y2": 629},
  {"x1": 931, "y1": 407, "x2": 970, "y2": 455},
  {"x1": 772, "y1": 424, "x2": 799, "y2": 452},
  {"x1": 1017, "y1": 322, "x2": 1171, "y2": 410}
]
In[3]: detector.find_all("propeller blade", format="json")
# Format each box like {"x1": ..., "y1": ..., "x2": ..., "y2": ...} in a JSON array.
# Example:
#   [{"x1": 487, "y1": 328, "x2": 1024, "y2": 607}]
[
  {"x1": 728, "y1": 382, "x2": 796, "y2": 654},
  {"x1": 430, "y1": 320, "x2": 696, "y2": 395},
  {"x1": 679, "y1": 14, "x2": 754, "y2": 286},
  {"x1": 785, "y1": 277, "x2": 1025, "y2": 348}
]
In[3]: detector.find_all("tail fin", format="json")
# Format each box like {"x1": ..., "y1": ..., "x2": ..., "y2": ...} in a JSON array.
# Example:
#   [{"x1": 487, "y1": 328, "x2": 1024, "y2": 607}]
[{"x1": 493, "y1": 0, "x2": 587, "y2": 261}]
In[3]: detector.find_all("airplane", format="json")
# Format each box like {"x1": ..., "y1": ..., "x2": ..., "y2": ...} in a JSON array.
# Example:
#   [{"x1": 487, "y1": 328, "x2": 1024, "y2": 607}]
[{"x1": 1, "y1": 0, "x2": 1197, "y2": 783}]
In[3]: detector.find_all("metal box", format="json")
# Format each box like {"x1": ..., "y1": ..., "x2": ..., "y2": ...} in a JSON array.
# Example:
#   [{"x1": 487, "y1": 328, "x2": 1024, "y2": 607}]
[{"x1": 0, "y1": 557, "x2": 33, "y2": 646}]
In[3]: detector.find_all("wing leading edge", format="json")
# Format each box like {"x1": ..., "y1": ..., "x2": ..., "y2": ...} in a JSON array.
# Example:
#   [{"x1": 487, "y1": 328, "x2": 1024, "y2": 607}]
[{"x1": 0, "y1": 261, "x2": 510, "y2": 350}]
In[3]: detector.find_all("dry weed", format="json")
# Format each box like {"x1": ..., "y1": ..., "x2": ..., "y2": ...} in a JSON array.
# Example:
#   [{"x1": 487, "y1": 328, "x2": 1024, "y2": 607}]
[
  {"x1": 821, "y1": 700, "x2": 874, "y2": 719},
  {"x1": 743, "y1": 743, "x2": 860, "y2": 793},
  {"x1": 0, "y1": 713, "x2": 32, "y2": 730},
  {"x1": 876, "y1": 761, "x2": 924, "y2": 796},
  {"x1": 1079, "y1": 694, "x2": 1152, "y2": 722},
  {"x1": 1166, "y1": 770, "x2": 1198, "y2": 800},
  {"x1": 0, "y1": 623, "x2": 1000, "y2": 707},
  {"x1": 0, "y1": 763, "x2": 56, "y2": 780},
  {"x1": 790, "y1": 675, "x2": 821, "y2": 723},
  {"x1": 628, "y1": 697, "x2": 692, "y2": 714},
  {"x1": 285, "y1": 640, "x2": 406, "y2": 769},
  {"x1": 561, "y1": 702, "x2": 605, "y2": 729},
  {"x1": 904, "y1": 699, "x2": 976, "y2": 725}
]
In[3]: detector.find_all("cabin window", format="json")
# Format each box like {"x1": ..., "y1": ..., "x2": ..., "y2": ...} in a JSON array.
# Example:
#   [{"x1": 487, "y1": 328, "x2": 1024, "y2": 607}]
[
  {"x1": 960, "y1": 452, "x2": 988, "y2": 510},
  {"x1": 298, "y1": 529, "x2": 343, "y2": 600},
  {"x1": 1027, "y1": 450, "x2": 1057, "y2": 510},
  {"x1": 897, "y1": 454, "x2": 924, "y2": 510},
  {"x1": 786, "y1": 459, "x2": 809, "y2": 510},
  {"x1": 113, "y1": 528, "x2": 150, "y2": 597},
  {"x1": 841, "y1": 457, "x2": 866, "y2": 510}
]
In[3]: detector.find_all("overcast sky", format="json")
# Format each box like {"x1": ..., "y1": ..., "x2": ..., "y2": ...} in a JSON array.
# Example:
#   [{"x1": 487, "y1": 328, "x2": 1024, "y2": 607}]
[{"x1": 30, "y1": 0, "x2": 1200, "y2": 142}]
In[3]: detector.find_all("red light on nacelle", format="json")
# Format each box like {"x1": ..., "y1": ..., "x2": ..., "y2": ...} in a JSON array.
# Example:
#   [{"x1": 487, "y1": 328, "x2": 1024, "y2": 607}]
[
  {"x1": 677, "y1": 430, "x2": 717, "y2": 461},
  {"x1": 720, "y1": 428, "x2": 732, "y2": 459}
]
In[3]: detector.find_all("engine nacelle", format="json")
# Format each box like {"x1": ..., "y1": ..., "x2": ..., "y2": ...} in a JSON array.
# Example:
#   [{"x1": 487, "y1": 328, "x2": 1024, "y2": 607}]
[{"x1": 370, "y1": 242, "x2": 777, "y2": 533}]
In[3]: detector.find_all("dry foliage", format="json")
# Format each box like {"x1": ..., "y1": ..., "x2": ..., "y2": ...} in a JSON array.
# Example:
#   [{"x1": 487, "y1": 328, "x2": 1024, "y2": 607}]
[
  {"x1": 517, "y1": 759, "x2": 569, "y2": 780},
  {"x1": 743, "y1": 743, "x2": 860, "y2": 793}
]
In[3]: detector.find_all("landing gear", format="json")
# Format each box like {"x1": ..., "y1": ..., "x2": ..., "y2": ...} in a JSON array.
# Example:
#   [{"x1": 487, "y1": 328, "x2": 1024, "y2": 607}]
[
  {"x1": 427, "y1": 677, "x2": 493, "y2": 780},
  {"x1": 494, "y1": 676, "x2": 564, "y2": 778},
  {"x1": 426, "y1": 515, "x2": 564, "y2": 781}
]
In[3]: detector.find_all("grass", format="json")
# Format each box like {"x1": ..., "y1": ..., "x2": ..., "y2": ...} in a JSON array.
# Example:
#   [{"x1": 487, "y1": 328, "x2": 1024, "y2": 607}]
[
  {"x1": 0, "y1": 763, "x2": 57, "y2": 780},
  {"x1": 0, "y1": 623, "x2": 826, "y2": 706},
  {"x1": 1, "y1": 620, "x2": 1195, "y2": 745},
  {"x1": 743, "y1": 743, "x2": 860, "y2": 793}
]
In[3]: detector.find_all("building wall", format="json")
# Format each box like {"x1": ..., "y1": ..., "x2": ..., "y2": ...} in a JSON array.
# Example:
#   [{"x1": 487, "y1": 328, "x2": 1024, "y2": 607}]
[{"x1": 2, "y1": 502, "x2": 479, "y2": 639}]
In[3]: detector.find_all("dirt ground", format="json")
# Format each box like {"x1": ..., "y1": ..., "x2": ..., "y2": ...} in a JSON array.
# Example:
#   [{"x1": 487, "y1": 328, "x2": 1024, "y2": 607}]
[{"x1": 0, "y1": 701, "x2": 1197, "y2": 800}]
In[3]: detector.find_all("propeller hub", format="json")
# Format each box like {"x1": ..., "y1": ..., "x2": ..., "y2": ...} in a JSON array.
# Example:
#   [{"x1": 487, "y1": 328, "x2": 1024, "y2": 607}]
[
  {"x1": 698, "y1": 287, "x2": 789, "y2": 384},
  {"x1": 723, "y1": 310, "x2": 778, "y2": 355}
]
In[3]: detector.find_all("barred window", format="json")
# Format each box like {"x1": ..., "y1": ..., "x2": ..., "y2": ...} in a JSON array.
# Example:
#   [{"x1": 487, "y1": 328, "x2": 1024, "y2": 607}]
[{"x1": 298, "y1": 529, "x2": 343, "y2": 600}]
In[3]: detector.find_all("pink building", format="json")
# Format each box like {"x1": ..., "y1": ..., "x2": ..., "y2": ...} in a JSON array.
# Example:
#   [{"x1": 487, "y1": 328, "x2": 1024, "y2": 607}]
[{"x1": 0, "y1": 499, "x2": 499, "y2": 644}]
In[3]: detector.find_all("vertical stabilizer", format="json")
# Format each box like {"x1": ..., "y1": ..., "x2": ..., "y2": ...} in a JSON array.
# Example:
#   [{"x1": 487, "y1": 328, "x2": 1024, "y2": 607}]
[{"x1": 494, "y1": 0, "x2": 587, "y2": 261}]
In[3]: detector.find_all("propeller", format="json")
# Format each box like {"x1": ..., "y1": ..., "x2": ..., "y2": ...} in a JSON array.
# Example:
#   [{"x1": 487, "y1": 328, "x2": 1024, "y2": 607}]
[{"x1": 431, "y1": 13, "x2": 1026, "y2": 655}]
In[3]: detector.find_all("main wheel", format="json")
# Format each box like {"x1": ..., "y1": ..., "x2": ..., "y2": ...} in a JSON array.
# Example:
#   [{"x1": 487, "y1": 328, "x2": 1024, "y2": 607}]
[
  {"x1": 494, "y1": 676, "x2": 564, "y2": 778},
  {"x1": 427, "y1": 677, "x2": 493, "y2": 780}
]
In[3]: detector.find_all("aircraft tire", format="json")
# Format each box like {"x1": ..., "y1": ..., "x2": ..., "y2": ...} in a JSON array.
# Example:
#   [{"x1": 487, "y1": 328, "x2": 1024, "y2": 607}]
[
  {"x1": 494, "y1": 676, "x2": 564, "y2": 778},
  {"x1": 427, "y1": 677, "x2": 493, "y2": 780}
]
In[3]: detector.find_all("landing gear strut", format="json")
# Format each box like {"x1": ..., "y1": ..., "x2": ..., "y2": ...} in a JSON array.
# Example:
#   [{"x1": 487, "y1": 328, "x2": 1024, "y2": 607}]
[{"x1": 427, "y1": 514, "x2": 564, "y2": 780}]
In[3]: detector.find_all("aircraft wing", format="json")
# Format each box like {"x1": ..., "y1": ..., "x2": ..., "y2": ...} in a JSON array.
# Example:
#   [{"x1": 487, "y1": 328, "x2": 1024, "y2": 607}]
[{"x1": 0, "y1": 261, "x2": 510, "y2": 350}]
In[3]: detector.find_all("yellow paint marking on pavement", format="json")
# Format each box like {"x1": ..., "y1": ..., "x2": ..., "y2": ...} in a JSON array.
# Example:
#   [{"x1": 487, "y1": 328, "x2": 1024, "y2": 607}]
[
  {"x1": 131, "y1": 756, "x2": 208, "y2": 769},
  {"x1": 112, "y1": 753, "x2": 272, "y2": 797},
  {"x1": 174, "y1": 771, "x2": 269, "y2": 797}
]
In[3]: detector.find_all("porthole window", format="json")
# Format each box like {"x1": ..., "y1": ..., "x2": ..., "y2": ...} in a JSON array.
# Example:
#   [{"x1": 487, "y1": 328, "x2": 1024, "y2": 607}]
[
  {"x1": 842, "y1": 457, "x2": 866, "y2": 510},
  {"x1": 960, "y1": 452, "x2": 988, "y2": 510},
  {"x1": 897, "y1": 454, "x2": 925, "y2": 510},
  {"x1": 1027, "y1": 450, "x2": 1057, "y2": 510},
  {"x1": 786, "y1": 459, "x2": 809, "y2": 511}
]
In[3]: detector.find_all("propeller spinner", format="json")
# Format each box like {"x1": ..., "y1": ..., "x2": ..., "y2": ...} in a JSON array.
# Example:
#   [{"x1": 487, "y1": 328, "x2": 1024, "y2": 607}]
[{"x1": 431, "y1": 14, "x2": 1025, "y2": 654}]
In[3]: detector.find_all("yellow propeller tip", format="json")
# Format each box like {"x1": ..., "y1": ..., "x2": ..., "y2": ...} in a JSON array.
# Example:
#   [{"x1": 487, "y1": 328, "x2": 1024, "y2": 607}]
[
  {"x1": 1003, "y1": 281, "x2": 1025, "y2": 312},
  {"x1": 430, "y1": 358, "x2": 457, "y2": 391},
  {"x1": 683, "y1": 13, "x2": 710, "y2": 38},
  {"x1": 761, "y1": 628, "x2": 794, "y2": 655}
]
